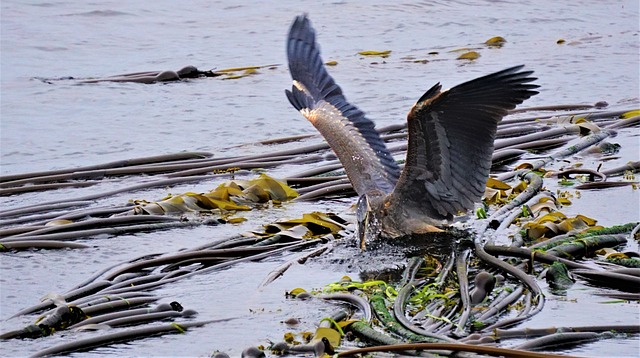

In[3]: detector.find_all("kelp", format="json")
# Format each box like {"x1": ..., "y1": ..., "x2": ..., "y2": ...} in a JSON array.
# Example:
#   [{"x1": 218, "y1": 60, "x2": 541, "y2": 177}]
[
  {"x1": 545, "y1": 261, "x2": 575, "y2": 292},
  {"x1": 30, "y1": 318, "x2": 233, "y2": 357},
  {"x1": 0, "y1": 305, "x2": 87, "y2": 339},
  {"x1": 1, "y1": 107, "x2": 638, "y2": 355},
  {"x1": 337, "y1": 343, "x2": 574, "y2": 357},
  {"x1": 358, "y1": 50, "x2": 391, "y2": 57},
  {"x1": 0, "y1": 174, "x2": 299, "y2": 251},
  {"x1": 212, "y1": 64, "x2": 279, "y2": 80}
]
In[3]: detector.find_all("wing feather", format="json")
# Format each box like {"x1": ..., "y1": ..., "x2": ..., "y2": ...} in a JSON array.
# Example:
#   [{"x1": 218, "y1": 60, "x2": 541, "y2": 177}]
[
  {"x1": 392, "y1": 65, "x2": 539, "y2": 218},
  {"x1": 285, "y1": 15, "x2": 401, "y2": 195}
]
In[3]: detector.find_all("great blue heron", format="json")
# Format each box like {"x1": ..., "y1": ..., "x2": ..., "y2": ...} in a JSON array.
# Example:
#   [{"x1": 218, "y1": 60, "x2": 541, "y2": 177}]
[{"x1": 285, "y1": 15, "x2": 539, "y2": 246}]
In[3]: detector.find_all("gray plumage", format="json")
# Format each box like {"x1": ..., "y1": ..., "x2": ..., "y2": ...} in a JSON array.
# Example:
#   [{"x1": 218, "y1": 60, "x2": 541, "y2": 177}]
[{"x1": 285, "y1": 15, "x2": 539, "y2": 242}]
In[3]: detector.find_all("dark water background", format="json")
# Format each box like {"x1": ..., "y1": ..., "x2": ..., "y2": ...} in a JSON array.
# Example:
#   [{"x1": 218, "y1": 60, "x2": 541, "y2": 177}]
[{"x1": 1, "y1": 0, "x2": 639, "y2": 356}]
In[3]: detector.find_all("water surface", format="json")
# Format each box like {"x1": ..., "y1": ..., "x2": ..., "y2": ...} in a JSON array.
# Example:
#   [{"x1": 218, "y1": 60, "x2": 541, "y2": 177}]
[{"x1": 1, "y1": 0, "x2": 639, "y2": 356}]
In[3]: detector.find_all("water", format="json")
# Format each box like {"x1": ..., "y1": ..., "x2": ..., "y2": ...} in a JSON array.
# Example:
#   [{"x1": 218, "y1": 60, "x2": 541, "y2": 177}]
[{"x1": 1, "y1": 0, "x2": 639, "y2": 356}]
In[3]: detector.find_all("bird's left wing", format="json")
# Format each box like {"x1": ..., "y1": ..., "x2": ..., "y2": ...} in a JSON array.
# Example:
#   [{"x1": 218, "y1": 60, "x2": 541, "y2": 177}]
[
  {"x1": 392, "y1": 66, "x2": 539, "y2": 218},
  {"x1": 285, "y1": 15, "x2": 401, "y2": 195}
]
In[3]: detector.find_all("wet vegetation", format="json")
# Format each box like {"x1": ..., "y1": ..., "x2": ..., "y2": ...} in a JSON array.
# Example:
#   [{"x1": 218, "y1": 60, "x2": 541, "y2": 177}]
[{"x1": 0, "y1": 103, "x2": 638, "y2": 356}]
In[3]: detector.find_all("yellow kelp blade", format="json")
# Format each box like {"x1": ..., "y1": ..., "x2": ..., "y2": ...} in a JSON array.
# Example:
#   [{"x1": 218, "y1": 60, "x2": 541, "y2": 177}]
[
  {"x1": 248, "y1": 174, "x2": 299, "y2": 201},
  {"x1": 485, "y1": 36, "x2": 506, "y2": 47},
  {"x1": 457, "y1": 51, "x2": 480, "y2": 60},
  {"x1": 486, "y1": 177, "x2": 512, "y2": 190},
  {"x1": 530, "y1": 198, "x2": 558, "y2": 215},
  {"x1": 131, "y1": 174, "x2": 297, "y2": 216},
  {"x1": 241, "y1": 184, "x2": 271, "y2": 203},
  {"x1": 283, "y1": 213, "x2": 344, "y2": 234},
  {"x1": 213, "y1": 64, "x2": 278, "y2": 73},
  {"x1": 358, "y1": 50, "x2": 391, "y2": 57},
  {"x1": 620, "y1": 109, "x2": 640, "y2": 119},
  {"x1": 312, "y1": 326, "x2": 341, "y2": 347}
]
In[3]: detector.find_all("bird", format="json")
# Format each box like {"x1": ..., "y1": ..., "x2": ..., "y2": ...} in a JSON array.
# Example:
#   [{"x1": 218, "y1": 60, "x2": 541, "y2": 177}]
[{"x1": 285, "y1": 15, "x2": 539, "y2": 246}]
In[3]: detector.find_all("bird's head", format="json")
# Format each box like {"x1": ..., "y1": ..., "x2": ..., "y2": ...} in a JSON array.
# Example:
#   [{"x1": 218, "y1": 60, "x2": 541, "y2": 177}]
[{"x1": 356, "y1": 191, "x2": 386, "y2": 249}]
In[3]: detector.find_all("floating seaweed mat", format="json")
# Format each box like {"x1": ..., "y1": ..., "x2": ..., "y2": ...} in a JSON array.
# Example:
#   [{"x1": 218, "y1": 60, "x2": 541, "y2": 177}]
[
  {"x1": 544, "y1": 234, "x2": 628, "y2": 259},
  {"x1": 596, "y1": 248, "x2": 640, "y2": 268},
  {"x1": 523, "y1": 212, "x2": 600, "y2": 241},
  {"x1": 483, "y1": 177, "x2": 528, "y2": 205},
  {"x1": 129, "y1": 174, "x2": 298, "y2": 216},
  {"x1": 254, "y1": 212, "x2": 349, "y2": 241}
]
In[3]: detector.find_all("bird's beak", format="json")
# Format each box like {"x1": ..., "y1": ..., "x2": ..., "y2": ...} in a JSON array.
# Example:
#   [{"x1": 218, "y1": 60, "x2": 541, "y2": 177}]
[
  {"x1": 356, "y1": 194, "x2": 383, "y2": 250},
  {"x1": 356, "y1": 195, "x2": 370, "y2": 250}
]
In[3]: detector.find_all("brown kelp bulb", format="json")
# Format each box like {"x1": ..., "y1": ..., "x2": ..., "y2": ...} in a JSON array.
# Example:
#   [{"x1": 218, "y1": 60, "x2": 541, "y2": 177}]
[
  {"x1": 479, "y1": 336, "x2": 496, "y2": 344},
  {"x1": 211, "y1": 352, "x2": 231, "y2": 358},
  {"x1": 296, "y1": 292, "x2": 312, "y2": 300},
  {"x1": 270, "y1": 342, "x2": 290, "y2": 353},
  {"x1": 283, "y1": 317, "x2": 300, "y2": 325},
  {"x1": 464, "y1": 333, "x2": 482, "y2": 341},
  {"x1": 241, "y1": 347, "x2": 265, "y2": 358},
  {"x1": 470, "y1": 271, "x2": 496, "y2": 304}
]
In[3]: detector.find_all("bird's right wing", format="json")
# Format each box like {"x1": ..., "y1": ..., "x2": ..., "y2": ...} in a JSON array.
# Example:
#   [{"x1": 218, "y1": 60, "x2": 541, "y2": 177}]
[
  {"x1": 285, "y1": 15, "x2": 401, "y2": 195},
  {"x1": 392, "y1": 66, "x2": 539, "y2": 218}
]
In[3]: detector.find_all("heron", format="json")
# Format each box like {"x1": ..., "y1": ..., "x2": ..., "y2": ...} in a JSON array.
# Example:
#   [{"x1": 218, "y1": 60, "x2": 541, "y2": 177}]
[{"x1": 285, "y1": 15, "x2": 539, "y2": 246}]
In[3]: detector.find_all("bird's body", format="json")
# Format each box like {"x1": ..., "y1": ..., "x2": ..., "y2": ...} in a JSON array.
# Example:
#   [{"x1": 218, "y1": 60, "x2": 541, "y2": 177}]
[{"x1": 286, "y1": 15, "x2": 539, "y2": 246}]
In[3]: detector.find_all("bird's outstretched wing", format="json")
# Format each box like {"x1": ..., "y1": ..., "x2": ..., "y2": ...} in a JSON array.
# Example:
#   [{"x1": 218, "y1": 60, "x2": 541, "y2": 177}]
[
  {"x1": 285, "y1": 15, "x2": 401, "y2": 195},
  {"x1": 392, "y1": 66, "x2": 539, "y2": 218}
]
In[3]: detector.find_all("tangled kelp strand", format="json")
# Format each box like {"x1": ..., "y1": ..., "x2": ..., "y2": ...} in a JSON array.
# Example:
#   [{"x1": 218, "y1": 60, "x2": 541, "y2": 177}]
[
  {"x1": 0, "y1": 201, "x2": 96, "y2": 220},
  {"x1": 99, "y1": 240, "x2": 321, "y2": 296},
  {"x1": 495, "y1": 325, "x2": 640, "y2": 342},
  {"x1": 503, "y1": 137, "x2": 572, "y2": 152},
  {"x1": 0, "y1": 174, "x2": 215, "y2": 218},
  {"x1": 476, "y1": 285, "x2": 525, "y2": 322},
  {"x1": 487, "y1": 172, "x2": 543, "y2": 231},
  {"x1": 102, "y1": 244, "x2": 297, "y2": 281},
  {"x1": 9, "y1": 280, "x2": 112, "y2": 319},
  {"x1": 0, "y1": 220, "x2": 212, "y2": 244},
  {"x1": 259, "y1": 245, "x2": 331, "y2": 288},
  {"x1": 0, "y1": 240, "x2": 90, "y2": 251},
  {"x1": 30, "y1": 318, "x2": 234, "y2": 358},
  {"x1": 0, "y1": 151, "x2": 213, "y2": 184},
  {"x1": 0, "y1": 205, "x2": 133, "y2": 228},
  {"x1": 94, "y1": 308, "x2": 197, "y2": 329},
  {"x1": 545, "y1": 234, "x2": 628, "y2": 259},
  {"x1": 452, "y1": 249, "x2": 472, "y2": 336},
  {"x1": 295, "y1": 178, "x2": 351, "y2": 196},
  {"x1": 393, "y1": 280, "x2": 456, "y2": 342},
  {"x1": 502, "y1": 108, "x2": 632, "y2": 125},
  {"x1": 337, "y1": 342, "x2": 580, "y2": 357},
  {"x1": 68, "y1": 302, "x2": 180, "y2": 329},
  {"x1": 294, "y1": 183, "x2": 355, "y2": 201},
  {"x1": 606, "y1": 114, "x2": 640, "y2": 129},
  {"x1": 496, "y1": 130, "x2": 614, "y2": 182},
  {"x1": 316, "y1": 293, "x2": 372, "y2": 323},
  {"x1": 514, "y1": 331, "x2": 606, "y2": 350},
  {"x1": 347, "y1": 321, "x2": 404, "y2": 346},
  {"x1": 70, "y1": 291, "x2": 157, "y2": 308},
  {"x1": 2, "y1": 106, "x2": 638, "y2": 355},
  {"x1": 601, "y1": 160, "x2": 640, "y2": 176},
  {"x1": 2, "y1": 215, "x2": 181, "y2": 239},
  {"x1": 79, "y1": 296, "x2": 160, "y2": 316},
  {"x1": 0, "y1": 305, "x2": 88, "y2": 340},
  {"x1": 484, "y1": 245, "x2": 594, "y2": 271},
  {"x1": 494, "y1": 126, "x2": 581, "y2": 151},
  {"x1": 570, "y1": 270, "x2": 640, "y2": 292}
]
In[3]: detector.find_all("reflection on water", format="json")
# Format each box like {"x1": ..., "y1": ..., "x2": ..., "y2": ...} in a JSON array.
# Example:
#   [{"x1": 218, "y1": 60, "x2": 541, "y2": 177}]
[{"x1": 1, "y1": 0, "x2": 638, "y2": 356}]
